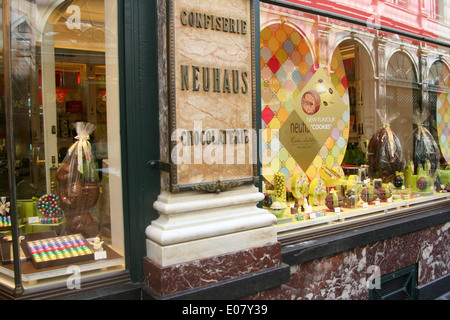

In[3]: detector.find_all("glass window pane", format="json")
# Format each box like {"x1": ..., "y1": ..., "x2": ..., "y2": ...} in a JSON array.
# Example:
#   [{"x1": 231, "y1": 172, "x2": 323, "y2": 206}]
[
  {"x1": 260, "y1": 2, "x2": 450, "y2": 236},
  {"x1": 0, "y1": 0, "x2": 124, "y2": 294}
]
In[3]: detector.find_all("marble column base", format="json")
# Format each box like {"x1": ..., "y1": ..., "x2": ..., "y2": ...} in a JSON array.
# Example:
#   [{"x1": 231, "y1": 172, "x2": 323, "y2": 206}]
[
  {"x1": 146, "y1": 226, "x2": 277, "y2": 267},
  {"x1": 144, "y1": 185, "x2": 280, "y2": 296},
  {"x1": 145, "y1": 185, "x2": 277, "y2": 266},
  {"x1": 143, "y1": 242, "x2": 281, "y2": 296}
]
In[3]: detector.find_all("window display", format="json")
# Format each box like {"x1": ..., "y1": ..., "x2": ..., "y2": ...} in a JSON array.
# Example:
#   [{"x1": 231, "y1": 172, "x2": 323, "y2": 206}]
[
  {"x1": 0, "y1": 0, "x2": 124, "y2": 295},
  {"x1": 260, "y1": 3, "x2": 450, "y2": 234}
]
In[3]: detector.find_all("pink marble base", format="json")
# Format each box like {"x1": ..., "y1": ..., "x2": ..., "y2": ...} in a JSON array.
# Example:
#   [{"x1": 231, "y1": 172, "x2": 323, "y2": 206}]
[
  {"x1": 247, "y1": 223, "x2": 450, "y2": 300},
  {"x1": 143, "y1": 242, "x2": 281, "y2": 296}
]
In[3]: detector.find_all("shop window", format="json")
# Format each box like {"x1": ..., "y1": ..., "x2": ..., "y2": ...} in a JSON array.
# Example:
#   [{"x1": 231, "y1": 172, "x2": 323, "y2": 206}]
[
  {"x1": 386, "y1": 51, "x2": 420, "y2": 164},
  {"x1": 0, "y1": 0, "x2": 125, "y2": 297},
  {"x1": 259, "y1": 2, "x2": 450, "y2": 239}
]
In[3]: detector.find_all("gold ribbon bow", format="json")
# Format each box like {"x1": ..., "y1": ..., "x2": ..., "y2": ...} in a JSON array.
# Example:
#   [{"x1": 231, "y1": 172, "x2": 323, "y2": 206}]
[{"x1": 68, "y1": 134, "x2": 92, "y2": 174}]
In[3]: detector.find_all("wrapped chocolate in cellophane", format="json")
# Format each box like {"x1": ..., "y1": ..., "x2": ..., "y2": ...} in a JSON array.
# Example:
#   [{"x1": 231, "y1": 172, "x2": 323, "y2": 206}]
[
  {"x1": 56, "y1": 122, "x2": 100, "y2": 238},
  {"x1": 413, "y1": 109, "x2": 441, "y2": 174},
  {"x1": 367, "y1": 110, "x2": 406, "y2": 183}
]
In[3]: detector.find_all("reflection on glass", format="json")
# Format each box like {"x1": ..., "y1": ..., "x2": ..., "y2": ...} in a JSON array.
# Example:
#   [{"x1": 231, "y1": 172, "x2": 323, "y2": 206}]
[{"x1": 0, "y1": 0, "x2": 124, "y2": 293}]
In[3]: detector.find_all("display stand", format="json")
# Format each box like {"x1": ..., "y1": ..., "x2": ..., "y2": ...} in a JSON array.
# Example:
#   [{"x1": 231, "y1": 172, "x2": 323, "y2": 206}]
[{"x1": 275, "y1": 192, "x2": 450, "y2": 234}]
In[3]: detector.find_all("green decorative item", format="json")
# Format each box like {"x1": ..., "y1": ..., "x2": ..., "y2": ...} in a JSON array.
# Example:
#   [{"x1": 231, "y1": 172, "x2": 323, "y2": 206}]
[
  {"x1": 405, "y1": 162, "x2": 414, "y2": 189},
  {"x1": 269, "y1": 201, "x2": 287, "y2": 218},
  {"x1": 274, "y1": 172, "x2": 287, "y2": 203},
  {"x1": 439, "y1": 166, "x2": 450, "y2": 185}
]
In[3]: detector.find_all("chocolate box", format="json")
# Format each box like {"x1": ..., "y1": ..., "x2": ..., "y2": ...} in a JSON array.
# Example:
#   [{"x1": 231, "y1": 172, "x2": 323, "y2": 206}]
[{"x1": 26, "y1": 234, "x2": 94, "y2": 269}]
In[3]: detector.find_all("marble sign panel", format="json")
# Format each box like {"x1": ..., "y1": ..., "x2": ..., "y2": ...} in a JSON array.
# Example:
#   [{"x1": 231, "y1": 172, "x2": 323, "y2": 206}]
[{"x1": 168, "y1": 0, "x2": 257, "y2": 192}]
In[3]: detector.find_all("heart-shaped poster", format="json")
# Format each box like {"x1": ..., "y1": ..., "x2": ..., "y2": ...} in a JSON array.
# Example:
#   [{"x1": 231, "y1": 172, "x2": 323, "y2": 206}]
[
  {"x1": 436, "y1": 64, "x2": 450, "y2": 164},
  {"x1": 260, "y1": 23, "x2": 350, "y2": 189}
]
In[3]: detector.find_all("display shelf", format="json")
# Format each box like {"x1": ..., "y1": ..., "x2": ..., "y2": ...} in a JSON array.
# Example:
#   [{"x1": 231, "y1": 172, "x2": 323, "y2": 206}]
[
  {"x1": 402, "y1": 192, "x2": 450, "y2": 205},
  {"x1": 274, "y1": 216, "x2": 293, "y2": 224},
  {"x1": 276, "y1": 213, "x2": 339, "y2": 233},
  {"x1": 0, "y1": 225, "x2": 25, "y2": 233},
  {"x1": 28, "y1": 223, "x2": 63, "y2": 227},
  {"x1": 0, "y1": 243, "x2": 124, "y2": 282},
  {"x1": 274, "y1": 192, "x2": 450, "y2": 234},
  {"x1": 27, "y1": 222, "x2": 65, "y2": 234},
  {"x1": 336, "y1": 201, "x2": 404, "y2": 220}
]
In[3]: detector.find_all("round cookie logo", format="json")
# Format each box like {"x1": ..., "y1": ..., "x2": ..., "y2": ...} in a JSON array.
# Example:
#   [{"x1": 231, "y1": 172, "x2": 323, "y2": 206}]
[
  {"x1": 301, "y1": 90, "x2": 320, "y2": 115},
  {"x1": 301, "y1": 78, "x2": 336, "y2": 115}
]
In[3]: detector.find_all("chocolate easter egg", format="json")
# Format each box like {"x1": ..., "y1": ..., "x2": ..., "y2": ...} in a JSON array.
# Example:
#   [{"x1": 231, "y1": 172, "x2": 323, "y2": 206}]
[
  {"x1": 325, "y1": 192, "x2": 344, "y2": 210},
  {"x1": 416, "y1": 177, "x2": 428, "y2": 191},
  {"x1": 393, "y1": 175, "x2": 404, "y2": 188},
  {"x1": 360, "y1": 187, "x2": 378, "y2": 203},
  {"x1": 377, "y1": 187, "x2": 392, "y2": 201}
]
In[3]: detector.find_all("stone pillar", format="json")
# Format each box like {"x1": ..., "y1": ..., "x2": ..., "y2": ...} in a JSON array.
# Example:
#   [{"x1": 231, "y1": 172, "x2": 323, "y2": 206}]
[
  {"x1": 142, "y1": 0, "x2": 283, "y2": 298},
  {"x1": 317, "y1": 21, "x2": 332, "y2": 75},
  {"x1": 374, "y1": 34, "x2": 387, "y2": 122},
  {"x1": 146, "y1": 186, "x2": 276, "y2": 267},
  {"x1": 143, "y1": 185, "x2": 280, "y2": 296},
  {"x1": 419, "y1": 44, "x2": 429, "y2": 112}
]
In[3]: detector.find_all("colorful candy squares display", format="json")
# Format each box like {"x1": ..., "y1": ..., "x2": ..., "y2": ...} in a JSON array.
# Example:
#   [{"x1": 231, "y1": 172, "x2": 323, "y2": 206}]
[{"x1": 27, "y1": 234, "x2": 94, "y2": 268}]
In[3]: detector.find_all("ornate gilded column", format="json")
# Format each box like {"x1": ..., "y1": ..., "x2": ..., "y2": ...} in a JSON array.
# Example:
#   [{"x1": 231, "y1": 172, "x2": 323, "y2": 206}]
[
  {"x1": 374, "y1": 34, "x2": 387, "y2": 115},
  {"x1": 317, "y1": 20, "x2": 332, "y2": 74},
  {"x1": 419, "y1": 44, "x2": 429, "y2": 112}
]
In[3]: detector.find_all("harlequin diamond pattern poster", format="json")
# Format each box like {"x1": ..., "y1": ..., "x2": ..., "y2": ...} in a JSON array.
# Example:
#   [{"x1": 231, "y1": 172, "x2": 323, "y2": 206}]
[{"x1": 260, "y1": 22, "x2": 350, "y2": 189}]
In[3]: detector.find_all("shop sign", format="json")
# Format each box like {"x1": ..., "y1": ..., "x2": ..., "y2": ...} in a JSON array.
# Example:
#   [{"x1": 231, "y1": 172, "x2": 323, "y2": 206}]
[
  {"x1": 279, "y1": 68, "x2": 349, "y2": 177},
  {"x1": 167, "y1": 0, "x2": 258, "y2": 193}
]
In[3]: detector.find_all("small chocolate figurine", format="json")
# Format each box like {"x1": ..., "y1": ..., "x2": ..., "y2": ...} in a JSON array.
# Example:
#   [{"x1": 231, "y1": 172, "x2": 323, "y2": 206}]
[{"x1": 290, "y1": 198, "x2": 299, "y2": 214}]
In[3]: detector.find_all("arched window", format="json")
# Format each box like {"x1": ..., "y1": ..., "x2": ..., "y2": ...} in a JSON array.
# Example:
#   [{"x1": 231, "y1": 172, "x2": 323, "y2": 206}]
[{"x1": 386, "y1": 51, "x2": 420, "y2": 162}]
